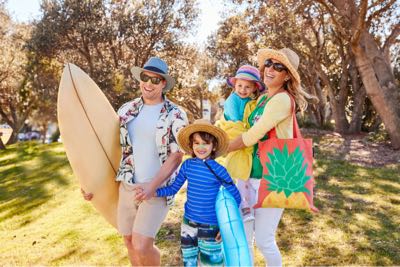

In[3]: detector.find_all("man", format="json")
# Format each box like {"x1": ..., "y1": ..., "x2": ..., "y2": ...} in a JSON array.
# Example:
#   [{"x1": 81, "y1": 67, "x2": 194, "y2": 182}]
[{"x1": 83, "y1": 57, "x2": 188, "y2": 265}]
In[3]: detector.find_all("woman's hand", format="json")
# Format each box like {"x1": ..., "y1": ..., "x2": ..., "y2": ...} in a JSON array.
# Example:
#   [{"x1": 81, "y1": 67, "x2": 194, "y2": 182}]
[
  {"x1": 227, "y1": 135, "x2": 246, "y2": 154},
  {"x1": 80, "y1": 188, "x2": 93, "y2": 201}
]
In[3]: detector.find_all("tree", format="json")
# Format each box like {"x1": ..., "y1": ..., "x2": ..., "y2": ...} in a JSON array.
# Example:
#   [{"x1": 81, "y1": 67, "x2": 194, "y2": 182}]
[
  {"x1": 0, "y1": 6, "x2": 36, "y2": 146},
  {"x1": 316, "y1": 0, "x2": 400, "y2": 148},
  {"x1": 29, "y1": 0, "x2": 200, "y2": 109},
  {"x1": 26, "y1": 56, "x2": 61, "y2": 143},
  {"x1": 167, "y1": 46, "x2": 219, "y2": 121},
  {"x1": 215, "y1": 0, "x2": 399, "y2": 147},
  {"x1": 207, "y1": 14, "x2": 255, "y2": 98}
]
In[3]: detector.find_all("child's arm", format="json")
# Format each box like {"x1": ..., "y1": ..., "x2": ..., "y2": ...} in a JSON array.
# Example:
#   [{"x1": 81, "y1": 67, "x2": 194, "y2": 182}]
[
  {"x1": 215, "y1": 164, "x2": 241, "y2": 206},
  {"x1": 136, "y1": 151, "x2": 183, "y2": 200},
  {"x1": 156, "y1": 161, "x2": 188, "y2": 197},
  {"x1": 224, "y1": 94, "x2": 242, "y2": 122}
]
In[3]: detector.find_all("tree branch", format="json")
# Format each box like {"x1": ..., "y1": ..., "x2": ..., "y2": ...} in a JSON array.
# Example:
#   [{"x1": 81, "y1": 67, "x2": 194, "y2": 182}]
[
  {"x1": 383, "y1": 24, "x2": 400, "y2": 52},
  {"x1": 351, "y1": 0, "x2": 368, "y2": 46},
  {"x1": 315, "y1": 0, "x2": 348, "y2": 37},
  {"x1": 0, "y1": 105, "x2": 13, "y2": 127},
  {"x1": 366, "y1": 0, "x2": 397, "y2": 28}
]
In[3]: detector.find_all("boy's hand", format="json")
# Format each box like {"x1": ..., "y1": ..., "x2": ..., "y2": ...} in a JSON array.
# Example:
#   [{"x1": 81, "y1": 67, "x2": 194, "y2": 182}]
[
  {"x1": 216, "y1": 231, "x2": 222, "y2": 243},
  {"x1": 133, "y1": 183, "x2": 156, "y2": 201}
]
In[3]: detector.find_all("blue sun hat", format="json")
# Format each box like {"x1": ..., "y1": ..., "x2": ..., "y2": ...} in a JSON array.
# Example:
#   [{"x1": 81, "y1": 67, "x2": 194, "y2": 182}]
[
  {"x1": 131, "y1": 57, "x2": 175, "y2": 91},
  {"x1": 227, "y1": 65, "x2": 265, "y2": 92}
]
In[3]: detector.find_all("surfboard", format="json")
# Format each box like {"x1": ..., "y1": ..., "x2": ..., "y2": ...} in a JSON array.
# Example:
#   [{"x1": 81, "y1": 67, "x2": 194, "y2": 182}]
[
  {"x1": 57, "y1": 63, "x2": 121, "y2": 228},
  {"x1": 216, "y1": 188, "x2": 252, "y2": 266}
]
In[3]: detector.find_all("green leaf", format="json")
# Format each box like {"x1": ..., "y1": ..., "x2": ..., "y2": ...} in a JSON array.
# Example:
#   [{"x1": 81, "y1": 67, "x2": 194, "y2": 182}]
[
  {"x1": 266, "y1": 162, "x2": 276, "y2": 177},
  {"x1": 284, "y1": 154, "x2": 295, "y2": 173},
  {"x1": 276, "y1": 178, "x2": 288, "y2": 188},
  {"x1": 301, "y1": 174, "x2": 312, "y2": 185},
  {"x1": 289, "y1": 176, "x2": 302, "y2": 189},
  {"x1": 283, "y1": 188, "x2": 293, "y2": 198},
  {"x1": 292, "y1": 147, "x2": 303, "y2": 162},
  {"x1": 297, "y1": 166, "x2": 307, "y2": 181},
  {"x1": 265, "y1": 175, "x2": 278, "y2": 186},
  {"x1": 273, "y1": 147, "x2": 285, "y2": 163},
  {"x1": 286, "y1": 164, "x2": 298, "y2": 182},
  {"x1": 301, "y1": 187, "x2": 311, "y2": 195},
  {"x1": 274, "y1": 161, "x2": 285, "y2": 176},
  {"x1": 267, "y1": 152, "x2": 278, "y2": 164},
  {"x1": 267, "y1": 184, "x2": 278, "y2": 191}
]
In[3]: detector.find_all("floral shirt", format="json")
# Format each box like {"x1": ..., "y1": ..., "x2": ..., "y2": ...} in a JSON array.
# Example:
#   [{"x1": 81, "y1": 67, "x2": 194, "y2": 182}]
[{"x1": 116, "y1": 96, "x2": 188, "y2": 206}]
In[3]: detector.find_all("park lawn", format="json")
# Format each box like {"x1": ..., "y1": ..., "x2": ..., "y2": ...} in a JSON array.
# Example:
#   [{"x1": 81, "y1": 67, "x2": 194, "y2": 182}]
[{"x1": 0, "y1": 141, "x2": 399, "y2": 266}]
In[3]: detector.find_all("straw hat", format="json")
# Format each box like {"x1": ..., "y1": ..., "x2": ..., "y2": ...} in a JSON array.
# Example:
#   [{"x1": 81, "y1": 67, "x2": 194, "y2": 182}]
[
  {"x1": 131, "y1": 57, "x2": 175, "y2": 91},
  {"x1": 177, "y1": 119, "x2": 229, "y2": 157},
  {"x1": 227, "y1": 65, "x2": 266, "y2": 92},
  {"x1": 257, "y1": 48, "x2": 301, "y2": 84}
]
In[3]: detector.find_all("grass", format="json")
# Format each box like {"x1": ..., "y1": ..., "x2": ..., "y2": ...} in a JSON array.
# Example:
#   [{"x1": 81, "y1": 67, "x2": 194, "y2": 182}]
[{"x1": 0, "y1": 141, "x2": 399, "y2": 265}]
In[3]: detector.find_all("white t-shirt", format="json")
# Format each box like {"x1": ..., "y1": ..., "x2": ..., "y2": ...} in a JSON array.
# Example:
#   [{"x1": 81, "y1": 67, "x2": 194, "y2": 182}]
[{"x1": 127, "y1": 102, "x2": 163, "y2": 184}]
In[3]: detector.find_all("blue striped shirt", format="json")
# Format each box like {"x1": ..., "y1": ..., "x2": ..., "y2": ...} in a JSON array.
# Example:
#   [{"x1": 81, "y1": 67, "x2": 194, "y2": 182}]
[{"x1": 156, "y1": 158, "x2": 241, "y2": 225}]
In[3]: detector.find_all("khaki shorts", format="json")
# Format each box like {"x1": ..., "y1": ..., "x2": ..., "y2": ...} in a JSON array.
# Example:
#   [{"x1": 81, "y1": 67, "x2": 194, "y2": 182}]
[{"x1": 117, "y1": 182, "x2": 169, "y2": 238}]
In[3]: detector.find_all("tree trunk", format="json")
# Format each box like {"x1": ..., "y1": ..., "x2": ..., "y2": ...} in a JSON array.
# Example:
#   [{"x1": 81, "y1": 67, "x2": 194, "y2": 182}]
[
  {"x1": 361, "y1": 31, "x2": 399, "y2": 96},
  {"x1": 0, "y1": 136, "x2": 6, "y2": 150},
  {"x1": 41, "y1": 122, "x2": 48, "y2": 144},
  {"x1": 7, "y1": 130, "x2": 18, "y2": 145},
  {"x1": 303, "y1": 72, "x2": 326, "y2": 127},
  {"x1": 348, "y1": 62, "x2": 365, "y2": 133},
  {"x1": 313, "y1": 77, "x2": 327, "y2": 126},
  {"x1": 332, "y1": 103, "x2": 349, "y2": 133},
  {"x1": 328, "y1": 0, "x2": 400, "y2": 148},
  {"x1": 352, "y1": 35, "x2": 400, "y2": 148}
]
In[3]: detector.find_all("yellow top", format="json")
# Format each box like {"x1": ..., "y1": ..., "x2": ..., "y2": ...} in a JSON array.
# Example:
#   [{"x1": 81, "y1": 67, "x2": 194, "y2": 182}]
[
  {"x1": 242, "y1": 92, "x2": 293, "y2": 146},
  {"x1": 215, "y1": 100, "x2": 257, "y2": 181}
]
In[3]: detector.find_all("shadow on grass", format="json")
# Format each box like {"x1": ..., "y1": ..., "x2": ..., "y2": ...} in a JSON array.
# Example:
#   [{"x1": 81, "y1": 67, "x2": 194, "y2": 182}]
[
  {"x1": 46, "y1": 229, "x2": 95, "y2": 265},
  {"x1": 0, "y1": 142, "x2": 72, "y2": 227},
  {"x1": 277, "y1": 155, "x2": 400, "y2": 265},
  {"x1": 157, "y1": 221, "x2": 182, "y2": 265}
]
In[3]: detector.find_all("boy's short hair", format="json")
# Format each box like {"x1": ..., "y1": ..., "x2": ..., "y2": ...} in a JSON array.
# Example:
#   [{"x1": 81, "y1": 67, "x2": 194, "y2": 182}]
[{"x1": 189, "y1": 131, "x2": 218, "y2": 159}]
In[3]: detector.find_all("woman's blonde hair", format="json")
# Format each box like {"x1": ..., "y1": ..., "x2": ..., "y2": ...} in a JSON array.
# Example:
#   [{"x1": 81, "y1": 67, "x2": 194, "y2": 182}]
[
  {"x1": 285, "y1": 72, "x2": 318, "y2": 111},
  {"x1": 259, "y1": 65, "x2": 318, "y2": 111}
]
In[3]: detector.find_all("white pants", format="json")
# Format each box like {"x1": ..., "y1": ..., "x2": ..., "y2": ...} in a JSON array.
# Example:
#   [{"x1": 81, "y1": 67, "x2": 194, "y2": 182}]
[{"x1": 244, "y1": 178, "x2": 284, "y2": 267}]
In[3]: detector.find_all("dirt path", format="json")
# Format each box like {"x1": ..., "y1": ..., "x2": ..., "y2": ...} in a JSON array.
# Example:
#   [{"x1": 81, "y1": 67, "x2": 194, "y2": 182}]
[{"x1": 303, "y1": 129, "x2": 400, "y2": 167}]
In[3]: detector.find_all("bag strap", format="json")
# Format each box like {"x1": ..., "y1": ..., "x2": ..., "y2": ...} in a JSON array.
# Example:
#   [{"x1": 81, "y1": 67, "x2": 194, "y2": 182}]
[
  {"x1": 203, "y1": 160, "x2": 234, "y2": 186},
  {"x1": 268, "y1": 92, "x2": 302, "y2": 139}
]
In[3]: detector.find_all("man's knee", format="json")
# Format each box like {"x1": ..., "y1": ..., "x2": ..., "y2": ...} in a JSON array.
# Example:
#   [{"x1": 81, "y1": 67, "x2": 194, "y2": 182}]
[
  {"x1": 123, "y1": 235, "x2": 134, "y2": 250},
  {"x1": 131, "y1": 232, "x2": 154, "y2": 255}
]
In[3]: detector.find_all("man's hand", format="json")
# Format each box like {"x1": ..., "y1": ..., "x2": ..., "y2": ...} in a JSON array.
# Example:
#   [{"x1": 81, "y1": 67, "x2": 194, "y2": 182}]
[
  {"x1": 215, "y1": 231, "x2": 222, "y2": 243},
  {"x1": 133, "y1": 183, "x2": 156, "y2": 201},
  {"x1": 80, "y1": 188, "x2": 93, "y2": 201}
]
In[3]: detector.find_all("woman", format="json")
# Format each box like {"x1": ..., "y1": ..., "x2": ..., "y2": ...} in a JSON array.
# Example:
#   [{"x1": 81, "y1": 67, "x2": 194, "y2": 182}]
[{"x1": 227, "y1": 48, "x2": 317, "y2": 266}]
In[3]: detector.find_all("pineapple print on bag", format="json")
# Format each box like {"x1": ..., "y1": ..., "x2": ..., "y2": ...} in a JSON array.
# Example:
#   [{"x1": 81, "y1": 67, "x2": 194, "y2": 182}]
[
  {"x1": 253, "y1": 93, "x2": 317, "y2": 211},
  {"x1": 260, "y1": 143, "x2": 312, "y2": 210}
]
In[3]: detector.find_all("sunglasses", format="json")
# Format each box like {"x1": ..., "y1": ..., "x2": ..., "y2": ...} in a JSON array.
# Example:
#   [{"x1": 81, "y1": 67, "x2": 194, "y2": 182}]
[
  {"x1": 264, "y1": 59, "x2": 288, "y2": 72},
  {"x1": 140, "y1": 72, "x2": 164, "y2": 85}
]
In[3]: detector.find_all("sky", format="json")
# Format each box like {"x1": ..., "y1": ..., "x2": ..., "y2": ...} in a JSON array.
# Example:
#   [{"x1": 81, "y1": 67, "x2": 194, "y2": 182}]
[{"x1": 5, "y1": 0, "x2": 223, "y2": 44}]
